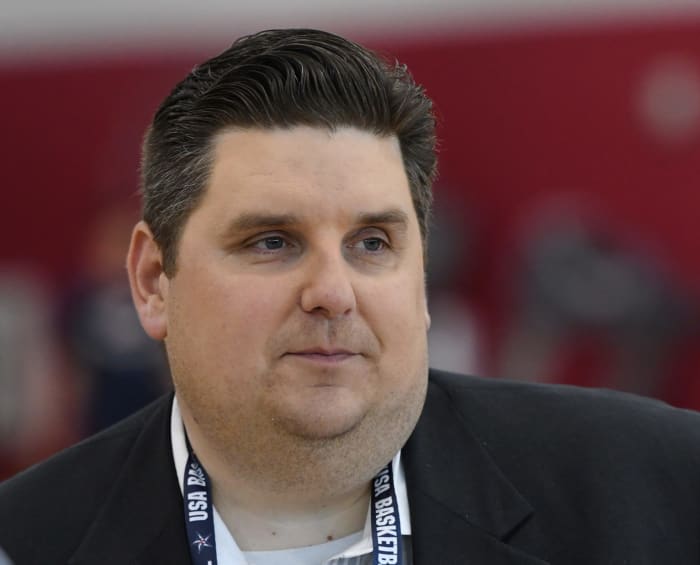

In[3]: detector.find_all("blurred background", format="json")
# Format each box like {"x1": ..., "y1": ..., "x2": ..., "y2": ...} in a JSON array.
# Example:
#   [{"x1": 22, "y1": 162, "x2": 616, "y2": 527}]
[{"x1": 1, "y1": 0, "x2": 700, "y2": 480}]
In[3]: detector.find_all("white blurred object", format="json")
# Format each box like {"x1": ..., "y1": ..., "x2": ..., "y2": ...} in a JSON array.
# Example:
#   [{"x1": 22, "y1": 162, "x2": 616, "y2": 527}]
[
  {"x1": 428, "y1": 292, "x2": 481, "y2": 375},
  {"x1": 638, "y1": 55, "x2": 700, "y2": 144},
  {"x1": 0, "y1": 270, "x2": 63, "y2": 454}
]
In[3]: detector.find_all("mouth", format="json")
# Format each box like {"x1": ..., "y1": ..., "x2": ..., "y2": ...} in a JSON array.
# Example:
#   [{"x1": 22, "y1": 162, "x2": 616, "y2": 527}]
[{"x1": 285, "y1": 348, "x2": 360, "y2": 364}]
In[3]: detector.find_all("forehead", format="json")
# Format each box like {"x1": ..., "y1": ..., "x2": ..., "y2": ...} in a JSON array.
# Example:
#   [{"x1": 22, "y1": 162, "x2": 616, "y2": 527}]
[{"x1": 198, "y1": 126, "x2": 414, "y2": 221}]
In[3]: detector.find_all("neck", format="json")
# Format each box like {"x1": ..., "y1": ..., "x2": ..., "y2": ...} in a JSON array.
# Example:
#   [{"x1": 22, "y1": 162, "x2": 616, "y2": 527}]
[
  {"x1": 213, "y1": 478, "x2": 370, "y2": 550},
  {"x1": 180, "y1": 408, "x2": 382, "y2": 551}
]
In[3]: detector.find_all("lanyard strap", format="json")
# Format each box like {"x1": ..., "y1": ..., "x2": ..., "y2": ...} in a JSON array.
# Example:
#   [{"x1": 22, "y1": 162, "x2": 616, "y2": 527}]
[
  {"x1": 370, "y1": 463, "x2": 404, "y2": 565},
  {"x1": 184, "y1": 449, "x2": 217, "y2": 565},
  {"x1": 183, "y1": 448, "x2": 403, "y2": 565}
]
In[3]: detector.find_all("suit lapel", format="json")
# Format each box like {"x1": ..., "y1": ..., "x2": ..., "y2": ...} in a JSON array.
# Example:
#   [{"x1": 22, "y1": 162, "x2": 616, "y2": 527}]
[
  {"x1": 68, "y1": 395, "x2": 190, "y2": 565},
  {"x1": 404, "y1": 380, "x2": 550, "y2": 565}
]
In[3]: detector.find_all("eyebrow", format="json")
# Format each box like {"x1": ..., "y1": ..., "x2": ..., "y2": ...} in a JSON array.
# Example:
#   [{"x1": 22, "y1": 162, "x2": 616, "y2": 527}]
[
  {"x1": 225, "y1": 213, "x2": 300, "y2": 233},
  {"x1": 222, "y1": 208, "x2": 410, "y2": 238},
  {"x1": 355, "y1": 209, "x2": 410, "y2": 231}
]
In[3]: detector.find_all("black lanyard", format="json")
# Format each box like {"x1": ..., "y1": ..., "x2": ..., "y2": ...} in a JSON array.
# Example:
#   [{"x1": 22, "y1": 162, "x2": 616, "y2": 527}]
[
  {"x1": 184, "y1": 449, "x2": 217, "y2": 565},
  {"x1": 183, "y1": 448, "x2": 404, "y2": 565},
  {"x1": 369, "y1": 462, "x2": 404, "y2": 565}
]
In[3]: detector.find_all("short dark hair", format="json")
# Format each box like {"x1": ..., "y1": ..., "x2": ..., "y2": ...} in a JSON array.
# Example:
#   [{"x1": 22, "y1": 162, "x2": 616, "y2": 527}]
[{"x1": 141, "y1": 28, "x2": 437, "y2": 276}]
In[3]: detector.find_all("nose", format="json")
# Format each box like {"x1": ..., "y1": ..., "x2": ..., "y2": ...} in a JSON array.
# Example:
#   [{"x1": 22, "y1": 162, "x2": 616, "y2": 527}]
[{"x1": 299, "y1": 248, "x2": 357, "y2": 318}]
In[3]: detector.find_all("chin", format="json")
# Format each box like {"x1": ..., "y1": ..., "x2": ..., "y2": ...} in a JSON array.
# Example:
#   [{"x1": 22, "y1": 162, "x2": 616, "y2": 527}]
[{"x1": 273, "y1": 395, "x2": 369, "y2": 441}]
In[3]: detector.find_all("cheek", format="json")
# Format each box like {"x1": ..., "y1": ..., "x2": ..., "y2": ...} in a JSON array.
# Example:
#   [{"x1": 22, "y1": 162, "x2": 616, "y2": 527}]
[
  {"x1": 221, "y1": 276, "x2": 295, "y2": 344},
  {"x1": 390, "y1": 271, "x2": 428, "y2": 323},
  {"x1": 362, "y1": 275, "x2": 428, "y2": 356},
  {"x1": 186, "y1": 274, "x2": 292, "y2": 363}
]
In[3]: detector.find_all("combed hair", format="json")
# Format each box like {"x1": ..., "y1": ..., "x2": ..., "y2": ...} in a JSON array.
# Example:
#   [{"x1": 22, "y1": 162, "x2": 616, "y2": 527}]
[{"x1": 141, "y1": 28, "x2": 437, "y2": 275}]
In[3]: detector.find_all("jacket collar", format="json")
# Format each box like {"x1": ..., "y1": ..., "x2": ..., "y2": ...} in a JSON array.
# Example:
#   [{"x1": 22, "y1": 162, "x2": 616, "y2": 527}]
[{"x1": 404, "y1": 378, "x2": 550, "y2": 565}]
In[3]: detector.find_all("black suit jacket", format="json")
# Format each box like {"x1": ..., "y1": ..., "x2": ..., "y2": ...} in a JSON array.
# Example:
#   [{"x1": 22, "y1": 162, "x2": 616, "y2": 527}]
[{"x1": 2, "y1": 370, "x2": 700, "y2": 564}]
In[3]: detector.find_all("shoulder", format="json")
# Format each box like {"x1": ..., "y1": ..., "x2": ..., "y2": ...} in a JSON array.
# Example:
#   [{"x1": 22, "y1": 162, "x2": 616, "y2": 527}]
[
  {"x1": 428, "y1": 368, "x2": 700, "y2": 428},
  {"x1": 423, "y1": 371, "x2": 700, "y2": 557},
  {"x1": 0, "y1": 394, "x2": 173, "y2": 564},
  {"x1": 427, "y1": 369, "x2": 700, "y2": 467}
]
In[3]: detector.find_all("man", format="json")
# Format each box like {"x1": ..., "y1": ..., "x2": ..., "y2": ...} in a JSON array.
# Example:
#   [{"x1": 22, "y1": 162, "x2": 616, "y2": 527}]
[{"x1": 1, "y1": 28, "x2": 700, "y2": 565}]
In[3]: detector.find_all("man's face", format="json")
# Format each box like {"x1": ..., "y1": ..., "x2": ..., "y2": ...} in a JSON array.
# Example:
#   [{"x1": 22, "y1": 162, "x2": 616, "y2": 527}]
[{"x1": 156, "y1": 126, "x2": 429, "y2": 473}]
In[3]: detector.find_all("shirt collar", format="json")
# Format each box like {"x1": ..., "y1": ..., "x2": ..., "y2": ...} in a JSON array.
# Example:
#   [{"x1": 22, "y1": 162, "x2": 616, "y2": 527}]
[{"x1": 170, "y1": 395, "x2": 411, "y2": 562}]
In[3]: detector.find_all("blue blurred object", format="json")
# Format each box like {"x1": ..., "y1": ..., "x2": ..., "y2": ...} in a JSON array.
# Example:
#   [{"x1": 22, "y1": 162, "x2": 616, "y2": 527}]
[{"x1": 0, "y1": 546, "x2": 13, "y2": 565}]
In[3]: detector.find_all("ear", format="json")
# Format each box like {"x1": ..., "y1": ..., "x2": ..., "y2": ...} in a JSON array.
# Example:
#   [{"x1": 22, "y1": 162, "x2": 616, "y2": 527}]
[
  {"x1": 126, "y1": 221, "x2": 169, "y2": 341},
  {"x1": 425, "y1": 307, "x2": 431, "y2": 331}
]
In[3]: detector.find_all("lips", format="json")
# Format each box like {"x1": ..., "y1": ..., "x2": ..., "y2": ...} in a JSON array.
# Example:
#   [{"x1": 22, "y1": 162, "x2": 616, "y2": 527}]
[
  {"x1": 290, "y1": 347, "x2": 355, "y2": 356},
  {"x1": 285, "y1": 347, "x2": 360, "y2": 363}
]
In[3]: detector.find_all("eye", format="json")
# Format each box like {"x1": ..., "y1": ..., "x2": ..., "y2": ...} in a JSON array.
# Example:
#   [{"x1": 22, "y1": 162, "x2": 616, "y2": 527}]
[
  {"x1": 254, "y1": 236, "x2": 286, "y2": 251},
  {"x1": 245, "y1": 233, "x2": 295, "y2": 255},
  {"x1": 361, "y1": 237, "x2": 386, "y2": 252},
  {"x1": 347, "y1": 229, "x2": 391, "y2": 256}
]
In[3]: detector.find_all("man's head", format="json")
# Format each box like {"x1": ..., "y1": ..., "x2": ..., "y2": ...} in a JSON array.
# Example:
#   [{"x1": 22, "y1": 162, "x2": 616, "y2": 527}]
[
  {"x1": 141, "y1": 28, "x2": 437, "y2": 277},
  {"x1": 128, "y1": 29, "x2": 437, "y2": 496}
]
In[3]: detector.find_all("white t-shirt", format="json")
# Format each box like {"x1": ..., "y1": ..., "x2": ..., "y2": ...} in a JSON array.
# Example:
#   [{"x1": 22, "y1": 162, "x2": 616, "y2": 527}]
[
  {"x1": 170, "y1": 396, "x2": 412, "y2": 565},
  {"x1": 243, "y1": 531, "x2": 363, "y2": 565}
]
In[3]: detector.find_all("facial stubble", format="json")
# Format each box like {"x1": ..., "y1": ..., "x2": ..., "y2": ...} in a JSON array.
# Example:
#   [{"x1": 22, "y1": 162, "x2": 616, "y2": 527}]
[{"x1": 171, "y1": 346, "x2": 429, "y2": 501}]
